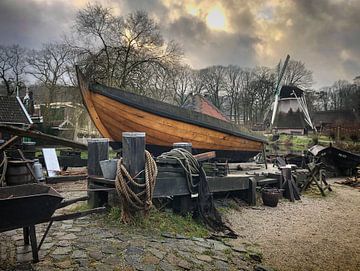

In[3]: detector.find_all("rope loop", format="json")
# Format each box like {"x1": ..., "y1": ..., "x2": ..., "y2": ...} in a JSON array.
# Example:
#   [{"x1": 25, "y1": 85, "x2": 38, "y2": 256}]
[{"x1": 115, "y1": 150, "x2": 158, "y2": 223}]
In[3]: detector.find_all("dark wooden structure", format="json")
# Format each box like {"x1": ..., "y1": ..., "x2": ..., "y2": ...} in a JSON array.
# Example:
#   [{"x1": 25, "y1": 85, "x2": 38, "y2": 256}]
[
  {"x1": 76, "y1": 67, "x2": 266, "y2": 162},
  {"x1": 86, "y1": 138, "x2": 268, "y2": 210}
]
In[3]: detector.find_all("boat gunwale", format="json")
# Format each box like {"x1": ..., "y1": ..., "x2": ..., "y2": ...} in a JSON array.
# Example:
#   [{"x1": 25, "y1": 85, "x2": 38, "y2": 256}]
[{"x1": 88, "y1": 82, "x2": 267, "y2": 144}]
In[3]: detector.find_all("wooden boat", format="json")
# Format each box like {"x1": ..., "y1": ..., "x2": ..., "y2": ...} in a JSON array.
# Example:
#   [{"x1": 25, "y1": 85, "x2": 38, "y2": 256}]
[
  {"x1": 76, "y1": 67, "x2": 267, "y2": 161},
  {"x1": 309, "y1": 144, "x2": 360, "y2": 175}
]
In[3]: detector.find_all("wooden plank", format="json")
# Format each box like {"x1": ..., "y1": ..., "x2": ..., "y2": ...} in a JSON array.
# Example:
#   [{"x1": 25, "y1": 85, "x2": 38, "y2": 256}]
[
  {"x1": 0, "y1": 124, "x2": 87, "y2": 150},
  {"x1": 193, "y1": 151, "x2": 216, "y2": 162},
  {"x1": 93, "y1": 94, "x2": 263, "y2": 151},
  {"x1": 46, "y1": 175, "x2": 87, "y2": 184},
  {"x1": 89, "y1": 174, "x2": 252, "y2": 198},
  {"x1": 257, "y1": 178, "x2": 279, "y2": 186},
  {"x1": 207, "y1": 176, "x2": 249, "y2": 192},
  {"x1": 97, "y1": 103, "x2": 261, "y2": 151}
]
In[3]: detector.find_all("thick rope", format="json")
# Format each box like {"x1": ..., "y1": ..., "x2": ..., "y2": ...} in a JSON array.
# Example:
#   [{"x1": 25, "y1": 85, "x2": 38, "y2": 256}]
[
  {"x1": 158, "y1": 148, "x2": 238, "y2": 238},
  {"x1": 115, "y1": 150, "x2": 158, "y2": 223}
]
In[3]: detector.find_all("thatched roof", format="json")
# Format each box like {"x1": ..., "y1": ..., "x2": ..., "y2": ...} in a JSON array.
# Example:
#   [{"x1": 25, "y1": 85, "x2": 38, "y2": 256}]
[{"x1": 0, "y1": 96, "x2": 31, "y2": 125}]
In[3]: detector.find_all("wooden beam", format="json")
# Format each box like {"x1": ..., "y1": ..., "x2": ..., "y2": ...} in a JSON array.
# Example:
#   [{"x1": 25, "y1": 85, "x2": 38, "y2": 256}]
[
  {"x1": 0, "y1": 135, "x2": 19, "y2": 152},
  {"x1": 193, "y1": 151, "x2": 216, "y2": 162},
  {"x1": 0, "y1": 124, "x2": 87, "y2": 150}
]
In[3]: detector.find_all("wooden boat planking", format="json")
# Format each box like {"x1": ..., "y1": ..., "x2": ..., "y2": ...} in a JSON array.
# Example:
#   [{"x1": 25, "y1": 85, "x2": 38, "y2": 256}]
[
  {"x1": 94, "y1": 94, "x2": 260, "y2": 150},
  {"x1": 76, "y1": 67, "x2": 267, "y2": 160}
]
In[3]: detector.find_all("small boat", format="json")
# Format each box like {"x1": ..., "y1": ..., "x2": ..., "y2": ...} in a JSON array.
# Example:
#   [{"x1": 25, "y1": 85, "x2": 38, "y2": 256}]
[
  {"x1": 76, "y1": 67, "x2": 267, "y2": 161},
  {"x1": 309, "y1": 144, "x2": 360, "y2": 175}
]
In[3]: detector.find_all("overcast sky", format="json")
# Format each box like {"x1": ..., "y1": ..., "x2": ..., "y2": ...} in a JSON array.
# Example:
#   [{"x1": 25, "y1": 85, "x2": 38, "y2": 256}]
[{"x1": 0, "y1": 0, "x2": 359, "y2": 89}]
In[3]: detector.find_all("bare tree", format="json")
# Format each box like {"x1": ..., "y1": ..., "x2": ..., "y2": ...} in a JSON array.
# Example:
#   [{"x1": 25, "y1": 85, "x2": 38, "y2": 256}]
[
  {"x1": 27, "y1": 43, "x2": 73, "y2": 106},
  {"x1": 282, "y1": 60, "x2": 313, "y2": 88},
  {"x1": 224, "y1": 65, "x2": 242, "y2": 122},
  {"x1": 200, "y1": 65, "x2": 226, "y2": 109},
  {"x1": 252, "y1": 66, "x2": 275, "y2": 123},
  {"x1": 0, "y1": 44, "x2": 27, "y2": 95},
  {"x1": 73, "y1": 4, "x2": 182, "y2": 91},
  {"x1": 169, "y1": 65, "x2": 200, "y2": 106}
]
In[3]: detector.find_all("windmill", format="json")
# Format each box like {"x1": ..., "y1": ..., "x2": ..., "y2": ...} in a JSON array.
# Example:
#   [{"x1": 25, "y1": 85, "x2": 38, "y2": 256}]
[
  {"x1": 269, "y1": 55, "x2": 316, "y2": 134},
  {"x1": 270, "y1": 54, "x2": 290, "y2": 129}
]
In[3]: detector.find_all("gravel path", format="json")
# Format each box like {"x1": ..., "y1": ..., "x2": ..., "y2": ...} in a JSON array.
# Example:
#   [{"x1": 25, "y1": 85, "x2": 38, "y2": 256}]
[{"x1": 226, "y1": 179, "x2": 360, "y2": 271}]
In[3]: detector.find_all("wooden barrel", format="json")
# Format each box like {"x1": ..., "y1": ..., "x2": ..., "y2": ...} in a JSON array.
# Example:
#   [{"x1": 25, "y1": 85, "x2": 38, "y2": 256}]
[{"x1": 6, "y1": 160, "x2": 34, "y2": 186}]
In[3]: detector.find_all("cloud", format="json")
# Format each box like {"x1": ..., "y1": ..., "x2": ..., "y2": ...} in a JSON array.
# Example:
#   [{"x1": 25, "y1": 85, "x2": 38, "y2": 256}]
[
  {"x1": 0, "y1": 0, "x2": 359, "y2": 87},
  {"x1": 255, "y1": 0, "x2": 360, "y2": 86},
  {"x1": 0, "y1": 0, "x2": 75, "y2": 48}
]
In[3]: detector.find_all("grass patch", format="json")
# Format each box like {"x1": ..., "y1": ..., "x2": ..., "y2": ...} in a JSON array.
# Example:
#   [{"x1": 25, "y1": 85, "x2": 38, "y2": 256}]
[
  {"x1": 69, "y1": 202, "x2": 91, "y2": 212},
  {"x1": 105, "y1": 207, "x2": 209, "y2": 238}
]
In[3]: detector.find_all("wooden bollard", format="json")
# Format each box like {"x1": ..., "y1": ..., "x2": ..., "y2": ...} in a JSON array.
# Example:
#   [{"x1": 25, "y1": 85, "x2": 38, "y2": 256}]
[
  {"x1": 122, "y1": 132, "x2": 145, "y2": 177},
  {"x1": 87, "y1": 138, "x2": 109, "y2": 177},
  {"x1": 173, "y1": 142, "x2": 192, "y2": 153},
  {"x1": 87, "y1": 138, "x2": 109, "y2": 208}
]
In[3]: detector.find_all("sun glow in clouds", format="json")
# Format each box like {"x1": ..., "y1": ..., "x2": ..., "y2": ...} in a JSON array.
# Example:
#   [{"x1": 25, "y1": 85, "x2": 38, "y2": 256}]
[{"x1": 206, "y1": 7, "x2": 226, "y2": 31}]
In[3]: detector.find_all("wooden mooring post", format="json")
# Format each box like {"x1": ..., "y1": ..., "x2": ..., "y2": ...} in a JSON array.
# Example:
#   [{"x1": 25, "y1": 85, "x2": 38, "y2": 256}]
[
  {"x1": 173, "y1": 142, "x2": 192, "y2": 153},
  {"x1": 122, "y1": 132, "x2": 146, "y2": 178},
  {"x1": 87, "y1": 138, "x2": 109, "y2": 208}
]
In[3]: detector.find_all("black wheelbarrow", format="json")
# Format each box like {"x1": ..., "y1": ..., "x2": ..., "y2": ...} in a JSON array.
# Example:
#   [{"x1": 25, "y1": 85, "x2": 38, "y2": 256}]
[{"x1": 0, "y1": 183, "x2": 106, "y2": 262}]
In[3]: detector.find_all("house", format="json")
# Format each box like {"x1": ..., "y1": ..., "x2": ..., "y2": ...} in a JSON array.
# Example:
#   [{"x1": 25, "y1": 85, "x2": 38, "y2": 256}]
[
  {"x1": 312, "y1": 109, "x2": 360, "y2": 137},
  {"x1": 35, "y1": 101, "x2": 98, "y2": 141},
  {"x1": 0, "y1": 95, "x2": 32, "y2": 145},
  {"x1": 182, "y1": 93, "x2": 230, "y2": 122}
]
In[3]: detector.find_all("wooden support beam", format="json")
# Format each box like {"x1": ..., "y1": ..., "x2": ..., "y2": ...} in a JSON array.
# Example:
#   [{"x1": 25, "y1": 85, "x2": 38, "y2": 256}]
[
  {"x1": 87, "y1": 139, "x2": 109, "y2": 208},
  {"x1": 46, "y1": 175, "x2": 87, "y2": 184},
  {"x1": 0, "y1": 135, "x2": 19, "y2": 152},
  {"x1": 0, "y1": 124, "x2": 87, "y2": 150}
]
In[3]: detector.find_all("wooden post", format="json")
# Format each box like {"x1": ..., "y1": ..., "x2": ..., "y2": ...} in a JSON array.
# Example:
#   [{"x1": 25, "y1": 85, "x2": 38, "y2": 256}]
[
  {"x1": 173, "y1": 142, "x2": 192, "y2": 153},
  {"x1": 248, "y1": 177, "x2": 257, "y2": 206},
  {"x1": 262, "y1": 144, "x2": 268, "y2": 169},
  {"x1": 122, "y1": 132, "x2": 146, "y2": 177},
  {"x1": 87, "y1": 138, "x2": 109, "y2": 208},
  {"x1": 172, "y1": 142, "x2": 193, "y2": 215}
]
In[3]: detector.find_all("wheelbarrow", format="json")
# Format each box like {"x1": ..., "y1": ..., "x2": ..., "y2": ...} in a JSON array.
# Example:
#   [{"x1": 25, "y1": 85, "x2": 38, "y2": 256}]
[{"x1": 0, "y1": 183, "x2": 106, "y2": 262}]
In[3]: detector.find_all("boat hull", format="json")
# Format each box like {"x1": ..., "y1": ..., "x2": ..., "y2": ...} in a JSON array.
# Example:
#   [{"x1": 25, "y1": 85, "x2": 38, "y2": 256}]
[{"x1": 77, "y1": 68, "x2": 266, "y2": 161}]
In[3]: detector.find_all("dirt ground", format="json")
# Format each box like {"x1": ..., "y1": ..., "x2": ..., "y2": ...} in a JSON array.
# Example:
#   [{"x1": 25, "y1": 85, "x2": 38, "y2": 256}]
[{"x1": 226, "y1": 178, "x2": 360, "y2": 271}]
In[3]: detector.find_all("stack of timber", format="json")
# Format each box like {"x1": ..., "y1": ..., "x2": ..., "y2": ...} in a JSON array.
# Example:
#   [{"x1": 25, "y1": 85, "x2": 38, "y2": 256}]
[
  {"x1": 76, "y1": 67, "x2": 267, "y2": 161},
  {"x1": 335, "y1": 176, "x2": 360, "y2": 190}
]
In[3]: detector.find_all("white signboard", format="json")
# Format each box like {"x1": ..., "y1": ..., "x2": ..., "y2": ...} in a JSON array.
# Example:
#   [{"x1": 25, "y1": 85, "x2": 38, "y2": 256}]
[{"x1": 42, "y1": 148, "x2": 60, "y2": 177}]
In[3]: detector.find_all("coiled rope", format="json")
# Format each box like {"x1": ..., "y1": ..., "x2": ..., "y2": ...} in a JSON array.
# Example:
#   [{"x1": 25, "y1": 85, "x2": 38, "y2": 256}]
[
  {"x1": 115, "y1": 150, "x2": 158, "y2": 223},
  {"x1": 158, "y1": 148, "x2": 238, "y2": 238}
]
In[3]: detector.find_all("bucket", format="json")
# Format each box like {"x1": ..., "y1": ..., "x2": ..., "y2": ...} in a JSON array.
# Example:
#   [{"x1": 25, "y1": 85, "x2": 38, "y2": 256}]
[
  {"x1": 261, "y1": 188, "x2": 282, "y2": 207},
  {"x1": 6, "y1": 160, "x2": 35, "y2": 186},
  {"x1": 99, "y1": 159, "x2": 119, "y2": 180}
]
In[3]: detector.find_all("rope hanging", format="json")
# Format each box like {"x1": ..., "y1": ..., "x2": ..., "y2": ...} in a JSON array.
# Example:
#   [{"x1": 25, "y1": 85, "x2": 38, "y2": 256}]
[
  {"x1": 158, "y1": 148, "x2": 238, "y2": 238},
  {"x1": 115, "y1": 150, "x2": 158, "y2": 223}
]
